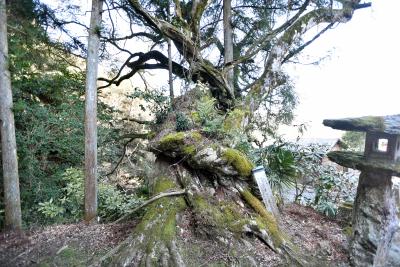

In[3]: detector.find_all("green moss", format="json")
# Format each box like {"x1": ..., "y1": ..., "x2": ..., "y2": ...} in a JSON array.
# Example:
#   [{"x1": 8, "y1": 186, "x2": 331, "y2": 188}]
[
  {"x1": 223, "y1": 109, "x2": 245, "y2": 132},
  {"x1": 153, "y1": 176, "x2": 175, "y2": 194},
  {"x1": 353, "y1": 116, "x2": 385, "y2": 131},
  {"x1": 38, "y1": 246, "x2": 86, "y2": 266},
  {"x1": 241, "y1": 189, "x2": 284, "y2": 247},
  {"x1": 134, "y1": 176, "x2": 186, "y2": 252},
  {"x1": 190, "y1": 111, "x2": 201, "y2": 124},
  {"x1": 161, "y1": 197, "x2": 186, "y2": 242},
  {"x1": 190, "y1": 131, "x2": 203, "y2": 142},
  {"x1": 158, "y1": 132, "x2": 185, "y2": 150},
  {"x1": 192, "y1": 194, "x2": 248, "y2": 234},
  {"x1": 222, "y1": 148, "x2": 254, "y2": 177},
  {"x1": 343, "y1": 226, "x2": 353, "y2": 237},
  {"x1": 183, "y1": 145, "x2": 196, "y2": 156},
  {"x1": 158, "y1": 131, "x2": 203, "y2": 156}
]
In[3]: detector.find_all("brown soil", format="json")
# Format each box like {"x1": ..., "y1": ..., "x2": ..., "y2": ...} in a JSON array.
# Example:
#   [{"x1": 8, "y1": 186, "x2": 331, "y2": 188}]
[
  {"x1": 0, "y1": 204, "x2": 349, "y2": 266},
  {"x1": 0, "y1": 221, "x2": 137, "y2": 267},
  {"x1": 281, "y1": 203, "x2": 349, "y2": 266}
]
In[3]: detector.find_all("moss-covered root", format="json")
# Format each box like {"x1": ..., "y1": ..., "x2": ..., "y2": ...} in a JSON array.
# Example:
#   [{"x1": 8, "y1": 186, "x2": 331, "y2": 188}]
[
  {"x1": 97, "y1": 177, "x2": 187, "y2": 267},
  {"x1": 221, "y1": 148, "x2": 254, "y2": 177},
  {"x1": 189, "y1": 193, "x2": 249, "y2": 236},
  {"x1": 155, "y1": 131, "x2": 254, "y2": 179},
  {"x1": 239, "y1": 188, "x2": 284, "y2": 250}
]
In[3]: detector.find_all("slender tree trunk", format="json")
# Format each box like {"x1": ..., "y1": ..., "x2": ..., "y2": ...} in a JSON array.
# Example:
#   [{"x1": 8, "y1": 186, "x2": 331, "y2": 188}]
[
  {"x1": 0, "y1": 0, "x2": 22, "y2": 231},
  {"x1": 167, "y1": 3, "x2": 174, "y2": 105},
  {"x1": 84, "y1": 0, "x2": 103, "y2": 223},
  {"x1": 223, "y1": 0, "x2": 234, "y2": 96}
]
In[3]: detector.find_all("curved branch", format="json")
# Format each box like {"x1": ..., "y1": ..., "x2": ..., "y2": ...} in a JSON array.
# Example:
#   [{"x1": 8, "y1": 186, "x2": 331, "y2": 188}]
[
  {"x1": 127, "y1": 0, "x2": 199, "y2": 61},
  {"x1": 98, "y1": 50, "x2": 191, "y2": 89},
  {"x1": 282, "y1": 22, "x2": 335, "y2": 64},
  {"x1": 114, "y1": 189, "x2": 187, "y2": 223},
  {"x1": 102, "y1": 31, "x2": 161, "y2": 42},
  {"x1": 98, "y1": 53, "x2": 135, "y2": 89}
]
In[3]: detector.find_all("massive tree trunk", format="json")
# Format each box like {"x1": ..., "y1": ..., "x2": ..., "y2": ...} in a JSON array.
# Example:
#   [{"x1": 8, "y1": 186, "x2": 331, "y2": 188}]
[
  {"x1": 94, "y1": 125, "x2": 305, "y2": 266},
  {"x1": 84, "y1": 0, "x2": 103, "y2": 223},
  {"x1": 0, "y1": 0, "x2": 22, "y2": 231}
]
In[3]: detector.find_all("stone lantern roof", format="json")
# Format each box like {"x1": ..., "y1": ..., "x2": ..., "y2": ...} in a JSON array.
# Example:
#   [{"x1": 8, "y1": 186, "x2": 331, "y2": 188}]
[
  {"x1": 323, "y1": 114, "x2": 400, "y2": 134},
  {"x1": 323, "y1": 114, "x2": 400, "y2": 175}
]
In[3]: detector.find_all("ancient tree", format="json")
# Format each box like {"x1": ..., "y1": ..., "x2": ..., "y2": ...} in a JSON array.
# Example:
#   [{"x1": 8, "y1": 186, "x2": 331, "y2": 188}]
[
  {"x1": 0, "y1": 0, "x2": 22, "y2": 231},
  {"x1": 86, "y1": 0, "x2": 372, "y2": 265},
  {"x1": 84, "y1": 0, "x2": 104, "y2": 223}
]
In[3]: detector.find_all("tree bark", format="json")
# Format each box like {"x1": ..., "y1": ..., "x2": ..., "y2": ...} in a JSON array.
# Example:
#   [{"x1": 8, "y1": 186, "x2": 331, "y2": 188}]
[
  {"x1": 167, "y1": 3, "x2": 174, "y2": 106},
  {"x1": 84, "y1": 0, "x2": 103, "y2": 223},
  {"x1": 223, "y1": 0, "x2": 234, "y2": 96},
  {"x1": 0, "y1": 0, "x2": 22, "y2": 231}
]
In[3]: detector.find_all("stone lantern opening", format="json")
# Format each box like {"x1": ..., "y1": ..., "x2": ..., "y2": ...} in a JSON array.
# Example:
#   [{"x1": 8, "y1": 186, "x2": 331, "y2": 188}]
[
  {"x1": 375, "y1": 138, "x2": 388, "y2": 152},
  {"x1": 323, "y1": 114, "x2": 400, "y2": 266}
]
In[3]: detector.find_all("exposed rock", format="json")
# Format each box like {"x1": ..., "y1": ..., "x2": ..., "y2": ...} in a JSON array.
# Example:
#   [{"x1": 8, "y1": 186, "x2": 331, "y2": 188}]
[{"x1": 317, "y1": 240, "x2": 332, "y2": 256}]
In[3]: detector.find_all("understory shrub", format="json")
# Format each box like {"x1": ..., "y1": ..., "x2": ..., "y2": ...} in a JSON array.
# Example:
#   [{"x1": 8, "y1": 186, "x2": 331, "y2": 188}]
[{"x1": 38, "y1": 168, "x2": 144, "y2": 223}]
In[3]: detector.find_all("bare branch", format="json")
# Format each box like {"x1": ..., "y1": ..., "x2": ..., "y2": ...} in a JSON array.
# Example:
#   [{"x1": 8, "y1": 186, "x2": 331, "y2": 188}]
[
  {"x1": 114, "y1": 189, "x2": 187, "y2": 223},
  {"x1": 121, "y1": 117, "x2": 153, "y2": 125}
]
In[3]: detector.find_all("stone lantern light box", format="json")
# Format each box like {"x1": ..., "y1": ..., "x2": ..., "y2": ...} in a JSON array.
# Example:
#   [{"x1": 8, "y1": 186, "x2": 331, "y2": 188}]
[{"x1": 323, "y1": 114, "x2": 400, "y2": 163}]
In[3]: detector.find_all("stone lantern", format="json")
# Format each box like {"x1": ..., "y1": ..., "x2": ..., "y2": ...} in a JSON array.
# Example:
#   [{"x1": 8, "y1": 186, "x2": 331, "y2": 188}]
[{"x1": 323, "y1": 114, "x2": 400, "y2": 266}]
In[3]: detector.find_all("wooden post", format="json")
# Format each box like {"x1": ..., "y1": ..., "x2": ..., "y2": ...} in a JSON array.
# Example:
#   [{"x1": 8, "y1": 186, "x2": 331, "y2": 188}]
[
  {"x1": 0, "y1": 0, "x2": 22, "y2": 231},
  {"x1": 84, "y1": 0, "x2": 103, "y2": 223}
]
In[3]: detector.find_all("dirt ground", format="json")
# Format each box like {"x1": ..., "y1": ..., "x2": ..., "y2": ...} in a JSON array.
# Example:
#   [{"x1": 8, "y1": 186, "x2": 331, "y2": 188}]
[
  {"x1": 0, "y1": 204, "x2": 349, "y2": 266},
  {"x1": 281, "y1": 204, "x2": 349, "y2": 266},
  {"x1": 0, "y1": 221, "x2": 137, "y2": 267}
]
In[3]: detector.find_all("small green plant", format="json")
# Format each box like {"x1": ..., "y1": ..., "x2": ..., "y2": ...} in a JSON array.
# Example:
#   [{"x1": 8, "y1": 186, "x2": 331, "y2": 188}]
[
  {"x1": 312, "y1": 171, "x2": 340, "y2": 217},
  {"x1": 38, "y1": 199, "x2": 65, "y2": 219},
  {"x1": 265, "y1": 146, "x2": 298, "y2": 196},
  {"x1": 195, "y1": 95, "x2": 225, "y2": 136},
  {"x1": 175, "y1": 112, "x2": 191, "y2": 131}
]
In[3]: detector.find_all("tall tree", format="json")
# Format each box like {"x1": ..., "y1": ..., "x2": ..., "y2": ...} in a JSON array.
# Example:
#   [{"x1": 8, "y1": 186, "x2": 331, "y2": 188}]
[
  {"x1": 223, "y1": 0, "x2": 234, "y2": 95},
  {"x1": 167, "y1": 3, "x2": 174, "y2": 105},
  {"x1": 0, "y1": 0, "x2": 22, "y2": 230},
  {"x1": 84, "y1": 0, "x2": 103, "y2": 223}
]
